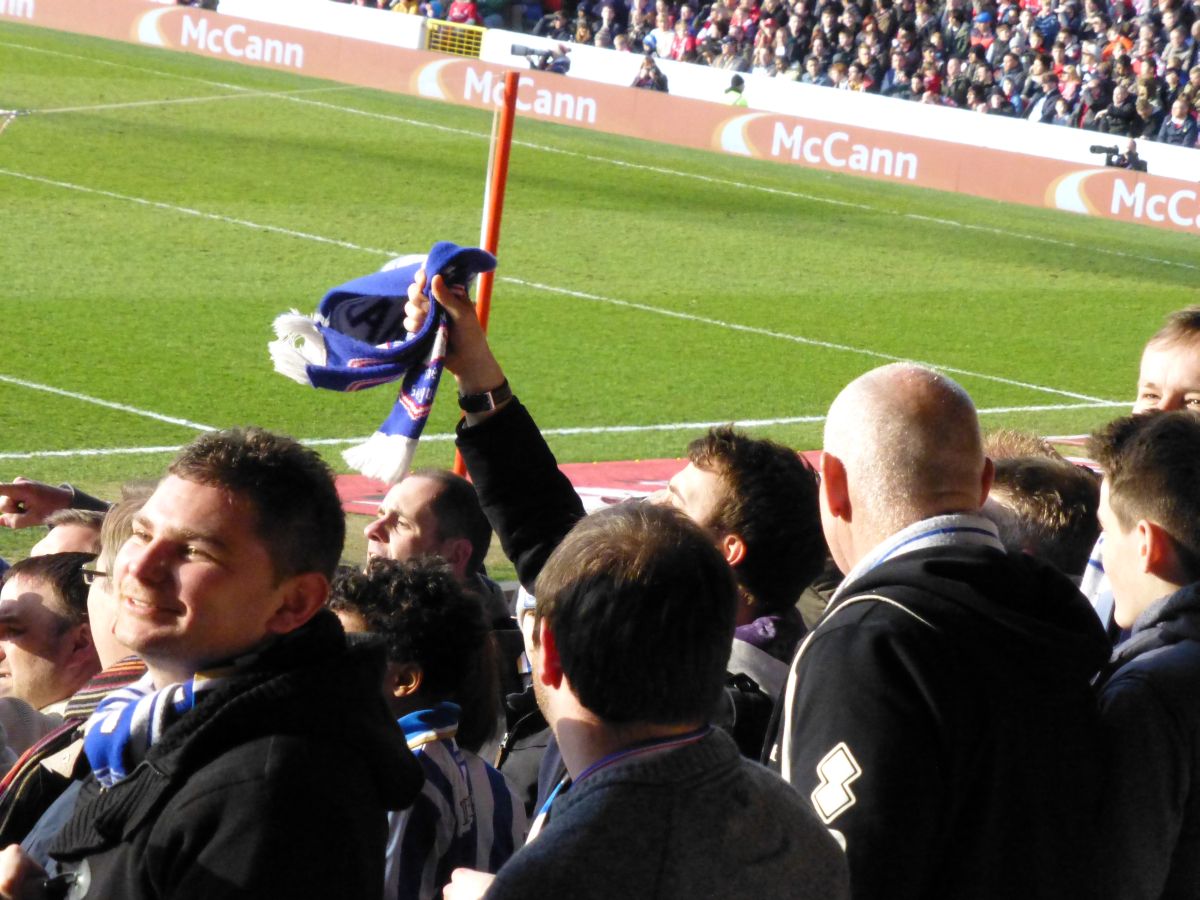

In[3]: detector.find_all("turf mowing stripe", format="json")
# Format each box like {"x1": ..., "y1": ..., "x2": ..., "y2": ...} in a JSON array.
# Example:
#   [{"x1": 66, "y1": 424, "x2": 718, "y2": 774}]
[
  {"x1": 504, "y1": 278, "x2": 1117, "y2": 404},
  {"x1": 0, "y1": 166, "x2": 1118, "y2": 405},
  {"x1": 0, "y1": 400, "x2": 1125, "y2": 460},
  {"x1": 0, "y1": 374, "x2": 215, "y2": 431},
  {"x1": 4, "y1": 36, "x2": 1194, "y2": 273}
]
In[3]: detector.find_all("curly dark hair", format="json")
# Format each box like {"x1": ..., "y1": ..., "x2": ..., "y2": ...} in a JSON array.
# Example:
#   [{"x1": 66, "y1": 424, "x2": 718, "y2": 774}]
[{"x1": 329, "y1": 557, "x2": 498, "y2": 750}]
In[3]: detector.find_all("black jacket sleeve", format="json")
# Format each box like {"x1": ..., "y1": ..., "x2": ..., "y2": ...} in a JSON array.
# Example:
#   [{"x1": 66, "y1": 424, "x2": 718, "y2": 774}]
[{"x1": 456, "y1": 399, "x2": 586, "y2": 591}]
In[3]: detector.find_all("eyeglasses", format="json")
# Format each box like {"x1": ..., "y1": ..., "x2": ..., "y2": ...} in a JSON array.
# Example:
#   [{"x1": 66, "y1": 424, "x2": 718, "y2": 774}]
[{"x1": 80, "y1": 567, "x2": 107, "y2": 586}]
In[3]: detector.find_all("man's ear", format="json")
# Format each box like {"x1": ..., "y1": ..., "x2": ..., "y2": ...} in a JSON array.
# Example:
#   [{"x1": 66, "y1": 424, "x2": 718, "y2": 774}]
[
  {"x1": 65, "y1": 623, "x2": 99, "y2": 673},
  {"x1": 820, "y1": 452, "x2": 851, "y2": 521},
  {"x1": 439, "y1": 537, "x2": 474, "y2": 579},
  {"x1": 1139, "y1": 519, "x2": 1176, "y2": 578},
  {"x1": 719, "y1": 533, "x2": 747, "y2": 568},
  {"x1": 265, "y1": 572, "x2": 330, "y2": 636},
  {"x1": 388, "y1": 662, "x2": 424, "y2": 699},
  {"x1": 536, "y1": 619, "x2": 564, "y2": 689}
]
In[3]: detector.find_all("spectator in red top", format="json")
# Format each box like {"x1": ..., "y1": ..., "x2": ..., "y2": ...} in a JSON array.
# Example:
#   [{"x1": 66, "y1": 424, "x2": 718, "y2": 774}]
[
  {"x1": 670, "y1": 20, "x2": 697, "y2": 59},
  {"x1": 445, "y1": 0, "x2": 482, "y2": 23}
]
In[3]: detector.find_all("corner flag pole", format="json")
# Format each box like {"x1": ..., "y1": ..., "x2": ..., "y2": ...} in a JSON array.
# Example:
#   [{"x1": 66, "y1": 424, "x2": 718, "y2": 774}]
[{"x1": 453, "y1": 70, "x2": 519, "y2": 476}]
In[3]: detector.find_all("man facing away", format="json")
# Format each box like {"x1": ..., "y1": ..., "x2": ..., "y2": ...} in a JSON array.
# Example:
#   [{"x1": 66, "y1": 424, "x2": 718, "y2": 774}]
[
  {"x1": 775, "y1": 363, "x2": 1111, "y2": 900},
  {"x1": 0, "y1": 427, "x2": 422, "y2": 900},
  {"x1": 1088, "y1": 411, "x2": 1200, "y2": 900},
  {"x1": 447, "y1": 503, "x2": 849, "y2": 900}
]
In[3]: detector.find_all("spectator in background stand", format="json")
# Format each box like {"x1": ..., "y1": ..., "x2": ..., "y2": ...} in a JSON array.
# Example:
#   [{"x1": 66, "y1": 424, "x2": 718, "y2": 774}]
[
  {"x1": 880, "y1": 49, "x2": 911, "y2": 94},
  {"x1": 1097, "y1": 80, "x2": 1140, "y2": 133},
  {"x1": 988, "y1": 86, "x2": 1019, "y2": 114},
  {"x1": 670, "y1": 19, "x2": 698, "y2": 60},
  {"x1": 1028, "y1": 70, "x2": 1064, "y2": 121},
  {"x1": 1157, "y1": 96, "x2": 1198, "y2": 144},
  {"x1": 801, "y1": 53, "x2": 833, "y2": 84},
  {"x1": 1001, "y1": 75, "x2": 1025, "y2": 114},
  {"x1": 650, "y1": 11, "x2": 674, "y2": 56},
  {"x1": 445, "y1": 0, "x2": 481, "y2": 24}
]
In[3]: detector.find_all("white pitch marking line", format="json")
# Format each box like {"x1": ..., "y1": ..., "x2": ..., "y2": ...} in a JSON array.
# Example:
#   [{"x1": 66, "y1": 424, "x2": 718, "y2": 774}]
[
  {"x1": 0, "y1": 166, "x2": 1120, "y2": 405},
  {"x1": 35, "y1": 85, "x2": 356, "y2": 116},
  {"x1": 0, "y1": 40, "x2": 251, "y2": 93},
  {"x1": 0, "y1": 169, "x2": 397, "y2": 255},
  {"x1": 0, "y1": 400, "x2": 1127, "y2": 461},
  {"x1": 0, "y1": 374, "x2": 216, "y2": 431},
  {"x1": 504, "y1": 277, "x2": 1114, "y2": 404},
  {"x1": 284, "y1": 96, "x2": 1199, "y2": 273},
  {"x1": 6, "y1": 38, "x2": 1194, "y2": 272}
]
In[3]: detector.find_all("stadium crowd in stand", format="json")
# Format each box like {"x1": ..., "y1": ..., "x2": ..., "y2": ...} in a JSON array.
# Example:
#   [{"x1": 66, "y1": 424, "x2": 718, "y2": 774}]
[
  {"x1": 1, "y1": 292, "x2": 1199, "y2": 899},
  {"x1": 334, "y1": 0, "x2": 1200, "y2": 147}
]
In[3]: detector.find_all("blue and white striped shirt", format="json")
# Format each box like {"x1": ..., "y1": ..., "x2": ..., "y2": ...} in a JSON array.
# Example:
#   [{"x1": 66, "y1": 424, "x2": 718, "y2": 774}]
[{"x1": 387, "y1": 702, "x2": 527, "y2": 900}]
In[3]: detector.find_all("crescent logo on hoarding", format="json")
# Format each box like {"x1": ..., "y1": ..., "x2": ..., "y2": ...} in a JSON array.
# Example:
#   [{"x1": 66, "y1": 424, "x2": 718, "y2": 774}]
[
  {"x1": 134, "y1": 7, "x2": 174, "y2": 46},
  {"x1": 1049, "y1": 169, "x2": 1104, "y2": 216},
  {"x1": 715, "y1": 112, "x2": 770, "y2": 156},
  {"x1": 413, "y1": 60, "x2": 458, "y2": 100}
]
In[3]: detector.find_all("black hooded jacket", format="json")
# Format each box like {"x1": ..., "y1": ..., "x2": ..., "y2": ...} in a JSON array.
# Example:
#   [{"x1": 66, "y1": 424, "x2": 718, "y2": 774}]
[
  {"x1": 48, "y1": 611, "x2": 422, "y2": 900},
  {"x1": 777, "y1": 543, "x2": 1111, "y2": 900},
  {"x1": 1094, "y1": 582, "x2": 1200, "y2": 900}
]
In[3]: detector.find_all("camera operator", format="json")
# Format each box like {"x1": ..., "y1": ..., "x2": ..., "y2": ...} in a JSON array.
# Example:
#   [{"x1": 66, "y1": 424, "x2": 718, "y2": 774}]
[
  {"x1": 632, "y1": 53, "x2": 669, "y2": 92},
  {"x1": 1091, "y1": 139, "x2": 1148, "y2": 172},
  {"x1": 511, "y1": 43, "x2": 571, "y2": 75}
]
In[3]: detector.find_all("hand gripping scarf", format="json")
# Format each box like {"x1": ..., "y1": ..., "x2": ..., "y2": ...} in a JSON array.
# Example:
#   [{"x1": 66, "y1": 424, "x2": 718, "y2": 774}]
[{"x1": 268, "y1": 241, "x2": 498, "y2": 484}]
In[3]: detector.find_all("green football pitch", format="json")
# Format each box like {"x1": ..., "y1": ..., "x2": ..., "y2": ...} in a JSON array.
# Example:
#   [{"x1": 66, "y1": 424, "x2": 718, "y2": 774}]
[{"x1": 1, "y1": 18, "x2": 1197, "y2": 563}]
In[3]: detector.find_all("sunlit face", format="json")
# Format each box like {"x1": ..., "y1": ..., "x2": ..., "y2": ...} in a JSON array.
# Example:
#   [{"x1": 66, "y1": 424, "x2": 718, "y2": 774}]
[
  {"x1": 363, "y1": 476, "x2": 449, "y2": 566},
  {"x1": 0, "y1": 576, "x2": 86, "y2": 710},
  {"x1": 1133, "y1": 339, "x2": 1200, "y2": 413},
  {"x1": 651, "y1": 462, "x2": 726, "y2": 529},
  {"x1": 114, "y1": 476, "x2": 298, "y2": 683}
]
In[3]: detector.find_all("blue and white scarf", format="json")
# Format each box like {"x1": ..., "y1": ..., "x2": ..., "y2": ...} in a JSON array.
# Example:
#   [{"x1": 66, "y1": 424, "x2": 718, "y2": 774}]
[
  {"x1": 269, "y1": 241, "x2": 497, "y2": 484},
  {"x1": 833, "y1": 513, "x2": 1005, "y2": 602},
  {"x1": 82, "y1": 670, "x2": 224, "y2": 788}
]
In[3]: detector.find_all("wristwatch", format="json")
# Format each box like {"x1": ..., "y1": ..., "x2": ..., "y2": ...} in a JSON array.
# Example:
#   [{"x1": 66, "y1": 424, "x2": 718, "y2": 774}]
[{"x1": 458, "y1": 379, "x2": 512, "y2": 413}]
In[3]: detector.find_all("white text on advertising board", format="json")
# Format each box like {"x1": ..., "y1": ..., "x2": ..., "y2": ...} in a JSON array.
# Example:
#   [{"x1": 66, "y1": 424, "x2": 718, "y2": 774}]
[
  {"x1": 1111, "y1": 179, "x2": 1200, "y2": 228},
  {"x1": 0, "y1": 0, "x2": 33, "y2": 18},
  {"x1": 465, "y1": 69, "x2": 596, "y2": 125},
  {"x1": 180, "y1": 15, "x2": 305, "y2": 69},
  {"x1": 772, "y1": 122, "x2": 918, "y2": 180}
]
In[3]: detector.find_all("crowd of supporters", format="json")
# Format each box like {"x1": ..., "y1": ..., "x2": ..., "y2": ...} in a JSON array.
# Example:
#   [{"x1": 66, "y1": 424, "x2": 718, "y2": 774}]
[
  {"x1": 4, "y1": 229, "x2": 1200, "y2": 897},
  {"x1": 337, "y1": 0, "x2": 1200, "y2": 147}
]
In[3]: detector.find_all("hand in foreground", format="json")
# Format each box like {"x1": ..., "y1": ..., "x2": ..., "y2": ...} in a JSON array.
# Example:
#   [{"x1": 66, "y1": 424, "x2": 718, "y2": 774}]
[
  {"x1": 0, "y1": 845, "x2": 50, "y2": 900},
  {"x1": 404, "y1": 269, "x2": 508, "y2": 417},
  {"x1": 442, "y1": 867, "x2": 496, "y2": 900},
  {"x1": 0, "y1": 479, "x2": 73, "y2": 529}
]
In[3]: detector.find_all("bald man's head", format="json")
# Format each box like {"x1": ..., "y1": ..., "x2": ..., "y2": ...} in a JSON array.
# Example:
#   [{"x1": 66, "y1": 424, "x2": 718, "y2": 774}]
[{"x1": 822, "y1": 364, "x2": 991, "y2": 568}]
